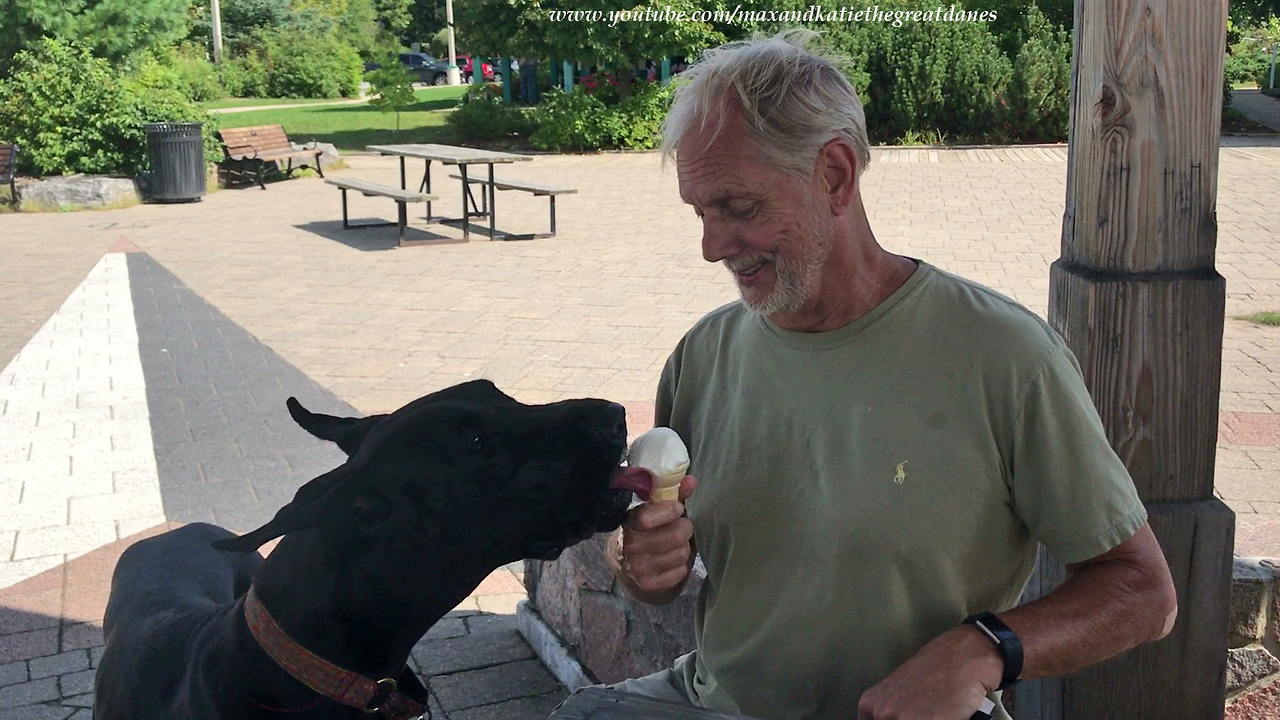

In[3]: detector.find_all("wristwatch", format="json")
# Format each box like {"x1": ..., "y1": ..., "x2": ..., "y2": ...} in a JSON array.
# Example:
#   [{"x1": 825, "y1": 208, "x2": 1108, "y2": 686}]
[{"x1": 963, "y1": 611, "x2": 1023, "y2": 691}]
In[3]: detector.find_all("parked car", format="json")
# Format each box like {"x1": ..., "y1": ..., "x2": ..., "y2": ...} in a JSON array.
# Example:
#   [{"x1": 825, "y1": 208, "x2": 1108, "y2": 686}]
[
  {"x1": 365, "y1": 53, "x2": 452, "y2": 85},
  {"x1": 489, "y1": 58, "x2": 514, "y2": 82},
  {"x1": 455, "y1": 54, "x2": 494, "y2": 83},
  {"x1": 398, "y1": 52, "x2": 452, "y2": 85}
]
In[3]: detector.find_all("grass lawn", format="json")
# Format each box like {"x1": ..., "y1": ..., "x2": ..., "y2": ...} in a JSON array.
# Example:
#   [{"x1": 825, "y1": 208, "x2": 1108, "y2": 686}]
[{"x1": 213, "y1": 87, "x2": 468, "y2": 151}]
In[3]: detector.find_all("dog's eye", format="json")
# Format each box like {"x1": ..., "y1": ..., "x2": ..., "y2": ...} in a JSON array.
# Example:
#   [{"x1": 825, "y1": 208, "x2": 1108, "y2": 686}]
[{"x1": 470, "y1": 435, "x2": 485, "y2": 452}]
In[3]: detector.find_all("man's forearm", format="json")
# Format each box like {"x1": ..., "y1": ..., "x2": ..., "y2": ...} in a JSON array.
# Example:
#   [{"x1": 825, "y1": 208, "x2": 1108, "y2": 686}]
[{"x1": 994, "y1": 549, "x2": 1177, "y2": 681}]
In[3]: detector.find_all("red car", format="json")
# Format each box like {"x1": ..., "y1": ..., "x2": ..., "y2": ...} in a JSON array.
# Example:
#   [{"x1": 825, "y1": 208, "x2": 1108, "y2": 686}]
[{"x1": 456, "y1": 54, "x2": 494, "y2": 83}]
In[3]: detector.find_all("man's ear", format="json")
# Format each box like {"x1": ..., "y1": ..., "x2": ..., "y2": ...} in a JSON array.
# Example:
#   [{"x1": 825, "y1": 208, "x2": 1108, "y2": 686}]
[
  {"x1": 820, "y1": 137, "x2": 859, "y2": 215},
  {"x1": 211, "y1": 464, "x2": 361, "y2": 553},
  {"x1": 287, "y1": 397, "x2": 389, "y2": 456}
]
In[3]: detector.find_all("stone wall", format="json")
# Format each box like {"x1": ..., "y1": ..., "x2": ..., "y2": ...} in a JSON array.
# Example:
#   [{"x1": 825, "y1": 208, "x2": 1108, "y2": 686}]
[
  {"x1": 523, "y1": 533, "x2": 705, "y2": 684},
  {"x1": 1226, "y1": 558, "x2": 1280, "y2": 719},
  {"x1": 527, "y1": 545, "x2": 1276, "y2": 716}
]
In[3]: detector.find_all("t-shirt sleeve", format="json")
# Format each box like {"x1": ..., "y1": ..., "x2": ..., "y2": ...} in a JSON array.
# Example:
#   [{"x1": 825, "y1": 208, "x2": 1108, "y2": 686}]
[
  {"x1": 653, "y1": 336, "x2": 687, "y2": 429},
  {"x1": 1007, "y1": 341, "x2": 1148, "y2": 565}
]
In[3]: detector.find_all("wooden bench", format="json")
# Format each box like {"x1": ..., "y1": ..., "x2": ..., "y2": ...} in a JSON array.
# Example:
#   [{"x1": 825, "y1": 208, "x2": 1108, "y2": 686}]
[
  {"x1": 325, "y1": 177, "x2": 439, "y2": 247},
  {"x1": 449, "y1": 173, "x2": 576, "y2": 238},
  {"x1": 218, "y1": 125, "x2": 324, "y2": 189},
  {"x1": 0, "y1": 143, "x2": 16, "y2": 205}
]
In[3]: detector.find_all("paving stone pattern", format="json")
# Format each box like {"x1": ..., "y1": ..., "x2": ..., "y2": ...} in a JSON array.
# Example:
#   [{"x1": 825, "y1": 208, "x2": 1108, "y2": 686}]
[{"x1": 127, "y1": 251, "x2": 357, "y2": 533}]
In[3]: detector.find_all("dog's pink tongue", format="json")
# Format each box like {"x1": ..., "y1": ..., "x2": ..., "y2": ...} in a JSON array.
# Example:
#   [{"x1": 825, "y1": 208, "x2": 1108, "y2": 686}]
[{"x1": 611, "y1": 467, "x2": 653, "y2": 501}]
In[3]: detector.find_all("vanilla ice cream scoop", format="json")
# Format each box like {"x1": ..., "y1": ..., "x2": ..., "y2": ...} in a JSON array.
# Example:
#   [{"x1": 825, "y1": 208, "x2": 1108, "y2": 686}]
[{"x1": 626, "y1": 427, "x2": 690, "y2": 502}]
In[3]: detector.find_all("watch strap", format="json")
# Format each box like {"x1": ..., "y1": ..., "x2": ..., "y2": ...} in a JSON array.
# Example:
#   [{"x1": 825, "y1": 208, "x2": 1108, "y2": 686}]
[{"x1": 963, "y1": 611, "x2": 1023, "y2": 691}]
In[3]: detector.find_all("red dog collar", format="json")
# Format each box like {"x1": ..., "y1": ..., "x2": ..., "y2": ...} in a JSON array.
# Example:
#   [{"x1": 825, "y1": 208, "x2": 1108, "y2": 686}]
[{"x1": 243, "y1": 585, "x2": 428, "y2": 719}]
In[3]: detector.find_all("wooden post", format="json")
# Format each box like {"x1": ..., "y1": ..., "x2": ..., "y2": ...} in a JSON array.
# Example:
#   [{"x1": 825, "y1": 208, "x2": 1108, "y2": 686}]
[
  {"x1": 564, "y1": 60, "x2": 575, "y2": 93},
  {"x1": 1015, "y1": 0, "x2": 1233, "y2": 718}
]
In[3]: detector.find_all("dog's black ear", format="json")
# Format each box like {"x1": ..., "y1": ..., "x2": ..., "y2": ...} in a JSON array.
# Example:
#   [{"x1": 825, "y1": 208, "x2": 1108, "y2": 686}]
[
  {"x1": 287, "y1": 397, "x2": 389, "y2": 457},
  {"x1": 212, "y1": 464, "x2": 360, "y2": 553}
]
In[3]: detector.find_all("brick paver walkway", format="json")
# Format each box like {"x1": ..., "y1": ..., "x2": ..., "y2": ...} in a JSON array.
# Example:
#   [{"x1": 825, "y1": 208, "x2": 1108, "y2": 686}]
[{"x1": 2, "y1": 139, "x2": 1280, "y2": 716}]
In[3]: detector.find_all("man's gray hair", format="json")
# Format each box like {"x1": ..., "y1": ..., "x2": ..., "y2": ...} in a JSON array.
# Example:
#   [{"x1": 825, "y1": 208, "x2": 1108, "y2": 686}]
[{"x1": 660, "y1": 28, "x2": 872, "y2": 181}]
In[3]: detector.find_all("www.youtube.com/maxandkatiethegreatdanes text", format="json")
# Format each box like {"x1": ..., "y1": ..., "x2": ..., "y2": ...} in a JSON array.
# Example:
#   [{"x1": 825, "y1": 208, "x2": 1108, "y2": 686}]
[{"x1": 546, "y1": 5, "x2": 997, "y2": 28}]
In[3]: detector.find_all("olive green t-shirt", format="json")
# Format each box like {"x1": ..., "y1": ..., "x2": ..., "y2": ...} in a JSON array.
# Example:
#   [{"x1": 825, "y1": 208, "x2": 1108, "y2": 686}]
[{"x1": 653, "y1": 260, "x2": 1147, "y2": 720}]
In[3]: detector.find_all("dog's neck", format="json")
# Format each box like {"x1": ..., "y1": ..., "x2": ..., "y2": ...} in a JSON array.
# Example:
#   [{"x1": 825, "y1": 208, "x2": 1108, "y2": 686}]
[{"x1": 247, "y1": 531, "x2": 498, "y2": 681}]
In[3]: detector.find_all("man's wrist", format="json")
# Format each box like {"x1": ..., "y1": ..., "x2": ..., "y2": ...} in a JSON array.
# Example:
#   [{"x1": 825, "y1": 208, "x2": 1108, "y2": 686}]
[
  {"x1": 954, "y1": 624, "x2": 1007, "y2": 692},
  {"x1": 964, "y1": 611, "x2": 1024, "y2": 690}
]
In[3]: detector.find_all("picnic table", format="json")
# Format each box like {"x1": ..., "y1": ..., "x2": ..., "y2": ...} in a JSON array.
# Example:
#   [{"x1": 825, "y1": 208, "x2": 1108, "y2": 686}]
[{"x1": 366, "y1": 143, "x2": 532, "y2": 240}]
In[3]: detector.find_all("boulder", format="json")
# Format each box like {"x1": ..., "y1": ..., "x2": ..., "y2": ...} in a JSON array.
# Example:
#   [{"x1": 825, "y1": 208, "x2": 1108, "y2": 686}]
[
  {"x1": 292, "y1": 141, "x2": 341, "y2": 167},
  {"x1": 18, "y1": 175, "x2": 141, "y2": 211}
]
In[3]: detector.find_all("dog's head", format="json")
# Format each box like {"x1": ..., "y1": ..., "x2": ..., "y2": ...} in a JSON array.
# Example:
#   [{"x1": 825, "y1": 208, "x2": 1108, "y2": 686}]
[{"x1": 211, "y1": 380, "x2": 634, "y2": 563}]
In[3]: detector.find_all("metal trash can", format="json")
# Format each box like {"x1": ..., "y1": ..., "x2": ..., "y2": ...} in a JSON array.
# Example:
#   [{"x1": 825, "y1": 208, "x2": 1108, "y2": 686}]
[{"x1": 145, "y1": 122, "x2": 206, "y2": 203}]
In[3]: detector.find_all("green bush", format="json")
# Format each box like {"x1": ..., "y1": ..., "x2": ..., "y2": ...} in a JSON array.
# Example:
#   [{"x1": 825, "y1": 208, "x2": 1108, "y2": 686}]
[
  {"x1": 447, "y1": 82, "x2": 536, "y2": 141},
  {"x1": 219, "y1": 53, "x2": 269, "y2": 97},
  {"x1": 528, "y1": 88, "x2": 610, "y2": 151},
  {"x1": 263, "y1": 33, "x2": 364, "y2": 98},
  {"x1": 880, "y1": 20, "x2": 1013, "y2": 142},
  {"x1": 1004, "y1": 5, "x2": 1072, "y2": 141},
  {"x1": 0, "y1": 37, "x2": 217, "y2": 177},
  {"x1": 172, "y1": 49, "x2": 225, "y2": 102},
  {"x1": 598, "y1": 80, "x2": 674, "y2": 150},
  {"x1": 1226, "y1": 43, "x2": 1271, "y2": 88},
  {"x1": 129, "y1": 45, "x2": 225, "y2": 103}
]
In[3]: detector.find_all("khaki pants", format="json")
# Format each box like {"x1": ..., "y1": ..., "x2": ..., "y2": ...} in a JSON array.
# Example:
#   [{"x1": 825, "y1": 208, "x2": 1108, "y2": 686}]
[
  {"x1": 601, "y1": 664, "x2": 1012, "y2": 720},
  {"x1": 605, "y1": 665, "x2": 694, "y2": 705}
]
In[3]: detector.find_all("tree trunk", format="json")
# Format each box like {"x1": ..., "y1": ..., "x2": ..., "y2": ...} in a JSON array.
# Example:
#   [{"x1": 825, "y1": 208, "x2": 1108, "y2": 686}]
[{"x1": 616, "y1": 63, "x2": 634, "y2": 100}]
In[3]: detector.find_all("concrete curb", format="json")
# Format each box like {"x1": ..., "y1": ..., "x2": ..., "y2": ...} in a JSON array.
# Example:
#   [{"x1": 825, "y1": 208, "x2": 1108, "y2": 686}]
[{"x1": 516, "y1": 599, "x2": 594, "y2": 691}]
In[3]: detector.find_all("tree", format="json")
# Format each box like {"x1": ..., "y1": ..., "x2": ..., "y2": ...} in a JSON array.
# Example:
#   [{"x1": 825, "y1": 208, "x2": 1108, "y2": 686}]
[
  {"x1": 0, "y1": 0, "x2": 190, "y2": 71},
  {"x1": 456, "y1": 0, "x2": 725, "y2": 99},
  {"x1": 405, "y1": 0, "x2": 446, "y2": 47},
  {"x1": 187, "y1": 0, "x2": 297, "y2": 55},
  {"x1": 366, "y1": 59, "x2": 417, "y2": 138},
  {"x1": 373, "y1": 0, "x2": 413, "y2": 38}
]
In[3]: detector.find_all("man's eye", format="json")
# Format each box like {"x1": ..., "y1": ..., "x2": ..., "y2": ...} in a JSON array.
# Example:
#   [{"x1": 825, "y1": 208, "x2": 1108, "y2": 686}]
[{"x1": 728, "y1": 203, "x2": 757, "y2": 219}]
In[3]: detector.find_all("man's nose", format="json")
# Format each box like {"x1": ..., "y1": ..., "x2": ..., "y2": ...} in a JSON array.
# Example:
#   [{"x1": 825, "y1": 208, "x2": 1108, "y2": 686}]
[{"x1": 701, "y1": 220, "x2": 736, "y2": 264}]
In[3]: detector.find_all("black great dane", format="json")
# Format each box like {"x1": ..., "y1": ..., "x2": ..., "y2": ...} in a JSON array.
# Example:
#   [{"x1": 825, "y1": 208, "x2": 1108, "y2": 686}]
[{"x1": 94, "y1": 380, "x2": 648, "y2": 720}]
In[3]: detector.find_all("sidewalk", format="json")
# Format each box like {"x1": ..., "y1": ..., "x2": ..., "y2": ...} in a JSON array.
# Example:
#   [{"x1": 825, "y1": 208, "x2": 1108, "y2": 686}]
[
  {"x1": 208, "y1": 97, "x2": 369, "y2": 115},
  {"x1": 1231, "y1": 88, "x2": 1280, "y2": 132}
]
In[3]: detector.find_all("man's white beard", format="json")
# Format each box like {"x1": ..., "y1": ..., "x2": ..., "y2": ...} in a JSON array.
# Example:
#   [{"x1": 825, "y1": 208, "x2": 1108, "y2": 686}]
[{"x1": 734, "y1": 213, "x2": 833, "y2": 318}]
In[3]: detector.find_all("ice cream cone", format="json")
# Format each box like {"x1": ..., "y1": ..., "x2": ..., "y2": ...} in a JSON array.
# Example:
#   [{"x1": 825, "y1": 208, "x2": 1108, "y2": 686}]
[
  {"x1": 649, "y1": 465, "x2": 688, "y2": 502},
  {"x1": 626, "y1": 427, "x2": 690, "y2": 503}
]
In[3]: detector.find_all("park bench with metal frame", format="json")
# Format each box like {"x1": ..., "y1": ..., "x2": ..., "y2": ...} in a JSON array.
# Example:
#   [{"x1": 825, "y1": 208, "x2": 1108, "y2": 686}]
[
  {"x1": 324, "y1": 177, "x2": 438, "y2": 247},
  {"x1": 448, "y1": 172, "x2": 577, "y2": 239},
  {"x1": 218, "y1": 125, "x2": 324, "y2": 189},
  {"x1": 0, "y1": 143, "x2": 17, "y2": 205}
]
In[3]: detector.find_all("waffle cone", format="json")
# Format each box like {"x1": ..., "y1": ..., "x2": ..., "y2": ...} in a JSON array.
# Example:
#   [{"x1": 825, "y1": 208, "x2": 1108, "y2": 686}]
[{"x1": 648, "y1": 464, "x2": 688, "y2": 502}]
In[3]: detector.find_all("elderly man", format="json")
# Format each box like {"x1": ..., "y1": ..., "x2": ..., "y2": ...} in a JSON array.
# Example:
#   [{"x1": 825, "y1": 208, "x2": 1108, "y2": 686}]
[{"x1": 604, "y1": 28, "x2": 1178, "y2": 720}]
